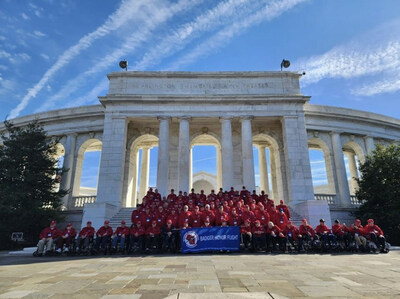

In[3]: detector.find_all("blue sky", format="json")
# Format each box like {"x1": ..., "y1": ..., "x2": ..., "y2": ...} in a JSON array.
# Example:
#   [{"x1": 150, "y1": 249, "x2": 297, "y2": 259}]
[{"x1": 1, "y1": 0, "x2": 399, "y2": 190}]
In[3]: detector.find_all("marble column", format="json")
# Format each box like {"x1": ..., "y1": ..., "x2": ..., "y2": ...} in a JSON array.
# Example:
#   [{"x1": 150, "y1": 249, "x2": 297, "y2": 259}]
[
  {"x1": 156, "y1": 117, "x2": 170, "y2": 196},
  {"x1": 178, "y1": 117, "x2": 190, "y2": 192},
  {"x1": 189, "y1": 147, "x2": 193, "y2": 189},
  {"x1": 220, "y1": 117, "x2": 234, "y2": 189},
  {"x1": 127, "y1": 149, "x2": 139, "y2": 207},
  {"x1": 217, "y1": 147, "x2": 223, "y2": 189},
  {"x1": 281, "y1": 115, "x2": 314, "y2": 205},
  {"x1": 258, "y1": 144, "x2": 269, "y2": 194},
  {"x1": 60, "y1": 133, "x2": 77, "y2": 209},
  {"x1": 241, "y1": 117, "x2": 255, "y2": 191},
  {"x1": 364, "y1": 136, "x2": 375, "y2": 155},
  {"x1": 330, "y1": 132, "x2": 351, "y2": 206},
  {"x1": 84, "y1": 115, "x2": 128, "y2": 230},
  {"x1": 138, "y1": 146, "x2": 151, "y2": 201},
  {"x1": 270, "y1": 150, "x2": 278, "y2": 199},
  {"x1": 345, "y1": 152, "x2": 359, "y2": 195}
]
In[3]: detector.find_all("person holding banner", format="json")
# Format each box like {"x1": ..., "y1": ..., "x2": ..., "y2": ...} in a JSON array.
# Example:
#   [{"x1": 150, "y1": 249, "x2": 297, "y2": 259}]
[
  {"x1": 202, "y1": 204, "x2": 215, "y2": 225},
  {"x1": 179, "y1": 205, "x2": 192, "y2": 227},
  {"x1": 228, "y1": 208, "x2": 242, "y2": 226}
]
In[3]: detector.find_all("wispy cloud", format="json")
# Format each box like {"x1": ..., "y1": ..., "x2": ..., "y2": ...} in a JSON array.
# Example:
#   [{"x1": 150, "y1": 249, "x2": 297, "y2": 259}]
[
  {"x1": 40, "y1": 53, "x2": 50, "y2": 60},
  {"x1": 35, "y1": 0, "x2": 199, "y2": 112},
  {"x1": 33, "y1": 30, "x2": 46, "y2": 38},
  {"x1": 167, "y1": 0, "x2": 307, "y2": 70},
  {"x1": 21, "y1": 13, "x2": 30, "y2": 20},
  {"x1": 9, "y1": 0, "x2": 165, "y2": 119},
  {"x1": 0, "y1": 50, "x2": 31, "y2": 64},
  {"x1": 297, "y1": 19, "x2": 400, "y2": 96},
  {"x1": 193, "y1": 156, "x2": 216, "y2": 163}
]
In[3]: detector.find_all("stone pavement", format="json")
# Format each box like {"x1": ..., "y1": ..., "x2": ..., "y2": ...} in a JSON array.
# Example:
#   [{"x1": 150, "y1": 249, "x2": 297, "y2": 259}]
[{"x1": 0, "y1": 252, "x2": 399, "y2": 299}]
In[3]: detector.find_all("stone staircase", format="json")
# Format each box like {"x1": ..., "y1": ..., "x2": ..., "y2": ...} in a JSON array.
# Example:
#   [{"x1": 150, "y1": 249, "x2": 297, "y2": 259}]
[
  {"x1": 288, "y1": 207, "x2": 303, "y2": 227},
  {"x1": 108, "y1": 207, "x2": 136, "y2": 229}
]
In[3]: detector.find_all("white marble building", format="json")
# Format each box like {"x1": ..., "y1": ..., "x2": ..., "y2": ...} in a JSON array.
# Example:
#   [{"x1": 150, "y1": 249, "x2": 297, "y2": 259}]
[{"x1": 2, "y1": 71, "x2": 400, "y2": 229}]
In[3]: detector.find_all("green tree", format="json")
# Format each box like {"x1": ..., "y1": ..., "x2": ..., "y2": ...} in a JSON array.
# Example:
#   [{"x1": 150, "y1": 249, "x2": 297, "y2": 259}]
[
  {"x1": 0, "y1": 120, "x2": 67, "y2": 249},
  {"x1": 355, "y1": 143, "x2": 400, "y2": 245}
]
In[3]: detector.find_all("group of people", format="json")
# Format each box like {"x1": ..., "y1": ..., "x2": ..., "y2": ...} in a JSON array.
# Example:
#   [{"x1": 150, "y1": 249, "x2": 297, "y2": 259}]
[{"x1": 35, "y1": 187, "x2": 389, "y2": 256}]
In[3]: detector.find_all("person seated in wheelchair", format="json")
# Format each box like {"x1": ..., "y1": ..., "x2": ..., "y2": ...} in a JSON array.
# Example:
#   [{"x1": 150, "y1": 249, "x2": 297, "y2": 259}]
[
  {"x1": 129, "y1": 221, "x2": 146, "y2": 253},
  {"x1": 315, "y1": 219, "x2": 337, "y2": 250},
  {"x1": 332, "y1": 219, "x2": 351, "y2": 250},
  {"x1": 56, "y1": 223, "x2": 76, "y2": 253},
  {"x1": 251, "y1": 220, "x2": 266, "y2": 252},
  {"x1": 240, "y1": 219, "x2": 252, "y2": 250},
  {"x1": 266, "y1": 221, "x2": 285, "y2": 252},
  {"x1": 363, "y1": 218, "x2": 387, "y2": 253},
  {"x1": 94, "y1": 220, "x2": 113, "y2": 252},
  {"x1": 161, "y1": 219, "x2": 176, "y2": 253},
  {"x1": 145, "y1": 220, "x2": 161, "y2": 253},
  {"x1": 350, "y1": 219, "x2": 367, "y2": 251},
  {"x1": 298, "y1": 218, "x2": 315, "y2": 252},
  {"x1": 37, "y1": 220, "x2": 60, "y2": 256},
  {"x1": 76, "y1": 221, "x2": 95, "y2": 254},
  {"x1": 282, "y1": 221, "x2": 300, "y2": 252},
  {"x1": 111, "y1": 220, "x2": 130, "y2": 253}
]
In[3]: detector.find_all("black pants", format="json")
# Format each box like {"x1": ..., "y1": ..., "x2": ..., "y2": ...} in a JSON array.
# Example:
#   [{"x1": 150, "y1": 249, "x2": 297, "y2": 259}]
[
  {"x1": 252, "y1": 235, "x2": 266, "y2": 251},
  {"x1": 241, "y1": 233, "x2": 252, "y2": 249},
  {"x1": 76, "y1": 236, "x2": 93, "y2": 252},
  {"x1": 146, "y1": 235, "x2": 161, "y2": 251},
  {"x1": 369, "y1": 233, "x2": 386, "y2": 250},
  {"x1": 162, "y1": 233, "x2": 176, "y2": 252},
  {"x1": 129, "y1": 235, "x2": 145, "y2": 252}
]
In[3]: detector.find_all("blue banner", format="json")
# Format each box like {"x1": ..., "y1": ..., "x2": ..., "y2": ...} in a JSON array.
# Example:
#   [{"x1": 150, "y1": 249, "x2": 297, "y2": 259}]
[{"x1": 180, "y1": 226, "x2": 240, "y2": 253}]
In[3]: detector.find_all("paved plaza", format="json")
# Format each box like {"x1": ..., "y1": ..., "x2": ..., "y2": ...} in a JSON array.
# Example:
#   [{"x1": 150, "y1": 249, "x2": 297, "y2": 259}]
[{"x1": 0, "y1": 251, "x2": 399, "y2": 299}]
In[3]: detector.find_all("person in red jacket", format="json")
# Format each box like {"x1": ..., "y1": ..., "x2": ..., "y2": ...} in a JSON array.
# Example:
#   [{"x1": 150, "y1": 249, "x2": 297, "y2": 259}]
[
  {"x1": 240, "y1": 219, "x2": 252, "y2": 250},
  {"x1": 350, "y1": 219, "x2": 367, "y2": 250},
  {"x1": 283, "y1": 221, "x2": 300, "y2": 252},
  {"x1": 146, "y1": 220, "x2": 161, "y2": 252},
  {"x1": 56, "y1": 223, "x2": 76, "y2": 253},
  {"x1": 215, "y1": 206, "x2": 228, "y2": 226},
  {"x1": 276, "y1": 200, "x2": 291, "y2": 219},
  {"x1": 332, "y1": 219, "x2": 351, "y2": 249},
  {"x1": 76, "y1": 221, "x2": 95, "y2": 254},
  {"x1": 228, "y1": 208, "x2": 242, "y2": 226},
  {"x1": 275, "y1": 209, "x2": 288, "y2": 230},
  {"x1": 190, "y1": 205, "x2": 203, "y2": 227},
  {"x1": 179, "y1": 205, "x2": 192, "y2": 227},
  {"x1": 166, "y1": 209, "x2": 179, "y2": 227},
  {"x1": 95, "y1": 220, "x2": 113, "y2": 251},
  {"x1": 37, "y1": 220, "x2": 60, "y2": 255},
  {"x1": 298, "y1": 218, "x2": 315, "y2": 252},
  {"x1": 252, "y1": 220, "x2": 266, "y2": 251},
  {"x1": 161, "y1": 219, "x2": 177, "y2": 253},
  {"x1": 241, "y1": 205, "x2": 255, "y2": 224},
  {"x1": 255, "y1": 204, "x2": 270, "y2": 226},
  {"x1": 167, "y1": 189, "x2": 177, "y2": 203},
  {"x1": 202, "y1": 204, "x2": 215, "y2": 225},
  {"x1": 363, "y1": 219, "x2": 387, "y2": 252},
  {"x1": 129, "y1": 221, "x2": 146, "y2": 253},
  {"x1": 315, "y1": 219, "x2": 336, "y2": 250},
  {"x1": 131, "y1": 209, "x2": 141, "y2": 225},
  {"x1": 266, "y1": 221, "x2": 285, "y2": 252},
  {"x1": 112, "y1": 221, "x2": 130, "y2": 252}
]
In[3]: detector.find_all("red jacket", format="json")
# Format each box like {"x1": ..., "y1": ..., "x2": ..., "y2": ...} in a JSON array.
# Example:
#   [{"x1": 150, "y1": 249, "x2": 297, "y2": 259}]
[
  {"x1": 316, "y1": 224, "x2": 331, "y2": 235},
  {"x1": 140, "y1": 212, "x2": 154, "y2": 228},
  {"x1": 276, "y1": 204, "x2": 291, "y2": 219},
  {"x1": 96, "y1": 226, "x2": 113, "y2": 237},
  {"x1": 146, "y1": 226, "x2": 161, "y2": 236},
  {"x1": 215, "y1": 211, "x2": 228, "y2": 226},
  {"x1": 228, "y1": 214, "x2": 242, "y2": 226},
  {"x1": 252, "y1": 225, "x2": 266, "y2": 237},
  {"x1": 332, "y1": 224, "x2": 349, "y2": 236},
  {"x1": 130, "y1": 226, "x2": 146, "y2": 237},
  {"x1": 39, "y1": 227, "x2": 60, "y2": 239},
  {"x1": 166, "y1": 214, "x2": 179, "y2": 227},
  {"x1": 255, "y1": 210, "x2": 270, "y2": 226},
  {"x1": 283, "y1": 225, "x2": 299, "y2": 241},
  {"x1": 266, "y1": 225, "x2": 282, "y2": 236},
  {"x1": 240, "y1": 225, "x2": 252, "y2": 234},
  {"x1": 114, "y1": 226, "x2": 130, "y2": 237},
  {"x1": 275, "y1": 212, "x2": 288, "y2": 230},
  {"x1": 179, "y1": 211, "x2": 192, "y2": 227},
  {"x1": 201, "y1": 210, "x2": 215, "y2": 224},
  {"x1": 363, "y1": 224, "x2": 384, "y2": 236},
  {"x1": 190, "y1": 212, "x2": 203, "y2": 227},
  {"x1": 61, "y1": 227, "x2": 76, "y2": 238},
  {"x1": 299, "y1": 224, "x2": 315, "y2": 238},
  {"x1": 131, "y1": 210, "x2": 141, "y2": 224},
  {"x1": 350, "y1": 224, "x2": 365, "y2": 236},
  {"x1": 79, "y1": 227, "x2": 95, "y2": 237}
]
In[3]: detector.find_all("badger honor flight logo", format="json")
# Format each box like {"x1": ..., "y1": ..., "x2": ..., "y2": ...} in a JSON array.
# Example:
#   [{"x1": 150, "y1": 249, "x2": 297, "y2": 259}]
[{"x1": 183, "y1": 231, "x2": 199, "y2": 248}]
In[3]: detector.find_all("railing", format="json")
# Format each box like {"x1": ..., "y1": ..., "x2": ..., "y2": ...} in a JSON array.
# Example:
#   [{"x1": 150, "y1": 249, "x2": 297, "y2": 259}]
[
  {"x1": 350, "y1": 195, "x2": 364, "y2": 206},
  {"x1": 70, "y1": 196, "x2": 97, "y2": 209},
  {"x1": 314, "y1": 194, "x2": 336, "y2": 204}
]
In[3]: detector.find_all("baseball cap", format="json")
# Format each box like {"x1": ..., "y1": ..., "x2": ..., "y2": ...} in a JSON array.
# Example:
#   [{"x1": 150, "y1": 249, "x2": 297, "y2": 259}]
[{"x1": 104, "y1": 220, "x2": 109, "y2": 224}]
